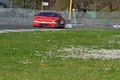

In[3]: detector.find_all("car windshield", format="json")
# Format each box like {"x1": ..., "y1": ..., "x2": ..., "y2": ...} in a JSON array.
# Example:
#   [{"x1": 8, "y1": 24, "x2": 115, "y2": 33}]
[{"x1": 38, "y1": 12, "x2": 59, "y2": 17}]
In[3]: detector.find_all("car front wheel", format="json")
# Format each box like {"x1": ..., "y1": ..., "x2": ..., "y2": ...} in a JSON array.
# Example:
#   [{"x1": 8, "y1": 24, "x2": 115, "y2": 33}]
[
  {"x1": 60, "y1": 20, "x2": 65, "y2": 28},
  {"x1": 56, "y1": 21, "x2": 60, "y2": 28}
]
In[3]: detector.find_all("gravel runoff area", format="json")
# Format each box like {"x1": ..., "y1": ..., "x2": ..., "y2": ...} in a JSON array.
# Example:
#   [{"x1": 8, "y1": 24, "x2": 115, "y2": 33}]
[{"x1": 57, "y1": 46, "x2": 120, "y2": 60}]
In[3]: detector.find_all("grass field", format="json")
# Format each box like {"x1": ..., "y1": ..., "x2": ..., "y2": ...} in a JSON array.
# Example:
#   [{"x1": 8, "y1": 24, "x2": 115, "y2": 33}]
[{"x1": 0, "y1": 29, "x2": 120, "y2": 80}]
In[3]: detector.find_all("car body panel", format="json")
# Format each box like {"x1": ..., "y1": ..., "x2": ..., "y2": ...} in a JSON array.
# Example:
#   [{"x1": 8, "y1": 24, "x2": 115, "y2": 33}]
[{"x1": 32, "y1": 11, "x2": 65, "y2": 28}]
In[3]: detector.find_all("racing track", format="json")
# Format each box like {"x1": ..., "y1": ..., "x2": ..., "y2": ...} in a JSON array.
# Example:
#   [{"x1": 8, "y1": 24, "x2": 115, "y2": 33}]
[
  {"x1": 0, "y1": 24, "x2": 38, "y2": 30},
  {"x1": 0, "y1": 24, "x2": 68, "y2": 33}
]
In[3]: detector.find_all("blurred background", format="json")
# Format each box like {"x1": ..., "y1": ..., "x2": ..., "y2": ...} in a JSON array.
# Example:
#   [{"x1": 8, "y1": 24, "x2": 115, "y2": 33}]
[{"x1": 0, "y1": 0, "x2": 120, "y2": 29}]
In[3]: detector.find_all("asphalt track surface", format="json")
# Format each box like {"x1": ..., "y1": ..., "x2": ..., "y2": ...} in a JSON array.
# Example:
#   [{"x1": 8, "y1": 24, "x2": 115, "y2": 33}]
[
  {"x1": 0, "y1": 24, "x2": 70, "y2": 30},
  {"x1": 0, "y1": 24, "x2": 68, "y2": 33},
  {"x1": 0, "y1": 24, "x2": 38, "y2": 30}
]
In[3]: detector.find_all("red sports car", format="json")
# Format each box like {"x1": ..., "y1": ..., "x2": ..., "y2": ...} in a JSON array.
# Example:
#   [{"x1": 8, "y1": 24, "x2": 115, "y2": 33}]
[{"x1": 33, "y1": 11, "x2": 65, "y2": 28}]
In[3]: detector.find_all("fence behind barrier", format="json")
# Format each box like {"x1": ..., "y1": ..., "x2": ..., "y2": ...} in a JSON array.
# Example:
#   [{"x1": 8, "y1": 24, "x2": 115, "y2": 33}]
[
  {"x1": 0, "y1": 8, "x2": 120, "y2": 29},
  {"x1": 0, "y1": 8, "x2": 35, "y2": 25}
]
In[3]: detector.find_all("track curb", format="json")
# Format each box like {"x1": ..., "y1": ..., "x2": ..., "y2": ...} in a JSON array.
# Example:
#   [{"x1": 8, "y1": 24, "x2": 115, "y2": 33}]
[{"x1": 0, "y1": 29, "x2": 62, "y2": 34}]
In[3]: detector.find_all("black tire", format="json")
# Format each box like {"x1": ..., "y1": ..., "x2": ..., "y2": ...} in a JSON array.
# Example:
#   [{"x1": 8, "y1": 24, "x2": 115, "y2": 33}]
[
  {"x1": 60, "y1": 20, "x2": 65, "y2": 28},
  {"x1": 56, "y1": 20, "x2": 65, "y2": 28},
  {"x1": 56, "y1": 21, "x2": 61, "y2": 28}
]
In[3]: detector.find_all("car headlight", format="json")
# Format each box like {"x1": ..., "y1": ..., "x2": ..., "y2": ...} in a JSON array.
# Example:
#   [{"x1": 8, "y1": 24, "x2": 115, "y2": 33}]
[
  {"x1": 33, "y1": 20, "x2": 38, "y2": 23},
  {"x1": 51, "y1": 21, "x2": 56, "y2": 24}
]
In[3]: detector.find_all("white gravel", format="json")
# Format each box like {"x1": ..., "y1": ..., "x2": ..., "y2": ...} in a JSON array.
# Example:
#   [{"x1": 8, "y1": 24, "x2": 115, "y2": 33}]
[{"x1": 58, "y1": 47, "x2": 120, "y2": 59}]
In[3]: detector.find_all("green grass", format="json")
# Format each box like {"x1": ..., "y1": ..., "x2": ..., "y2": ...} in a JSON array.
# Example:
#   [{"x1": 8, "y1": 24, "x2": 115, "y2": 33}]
[{"x1": 0, "y1": 29, "x2": 120, "y2": 80}]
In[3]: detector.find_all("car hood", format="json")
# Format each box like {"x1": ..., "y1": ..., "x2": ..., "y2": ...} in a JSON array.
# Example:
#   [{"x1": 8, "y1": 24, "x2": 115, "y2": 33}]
[{"x1": 34, "y1": 16, "x2": 59, "y2": 22}]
